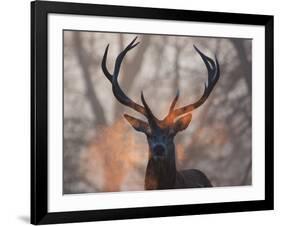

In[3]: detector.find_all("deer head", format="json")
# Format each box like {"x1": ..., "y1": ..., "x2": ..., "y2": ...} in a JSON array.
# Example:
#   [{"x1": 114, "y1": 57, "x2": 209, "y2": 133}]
[{"x1": 101, "y1": 37, "x2": 220, "y2": 163}]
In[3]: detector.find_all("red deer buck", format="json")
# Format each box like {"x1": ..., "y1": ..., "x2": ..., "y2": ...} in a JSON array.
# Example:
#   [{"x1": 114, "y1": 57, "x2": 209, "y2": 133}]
[{"x1": 101, "y1": 37, "x2": 220, "y2": 190}]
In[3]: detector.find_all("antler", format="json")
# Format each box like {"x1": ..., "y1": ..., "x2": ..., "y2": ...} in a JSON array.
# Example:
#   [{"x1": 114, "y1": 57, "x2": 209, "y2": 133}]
[
  {"x1": 102, "y1": 38, "x2": 219, "y2": 128},
  {"x1": 101, "y1": 37, "x2": 148, "y2": 116},
  {"x1": 165, "y1": 45, "x2": 220, "y2": 122}
]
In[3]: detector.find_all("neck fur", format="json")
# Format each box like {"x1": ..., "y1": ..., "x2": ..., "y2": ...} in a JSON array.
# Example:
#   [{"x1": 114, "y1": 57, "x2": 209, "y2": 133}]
[{"x1": 145, "y1": 145, "x2": 177, "y2": 190}]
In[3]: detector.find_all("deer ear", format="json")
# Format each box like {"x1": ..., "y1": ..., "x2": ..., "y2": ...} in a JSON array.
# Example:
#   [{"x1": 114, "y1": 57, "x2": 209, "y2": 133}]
[
  {"x1": 173, "y1": 114, "x2": 192, "y2": 133},
  {"x1": 124, "y1": 114, "x2": 149, "y2": 133}
]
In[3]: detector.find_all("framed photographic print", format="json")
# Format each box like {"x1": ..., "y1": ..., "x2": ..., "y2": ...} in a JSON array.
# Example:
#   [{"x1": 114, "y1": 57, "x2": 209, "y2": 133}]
[{"x1": 31, "y1": 0, "x2": 274, "y2": 224}]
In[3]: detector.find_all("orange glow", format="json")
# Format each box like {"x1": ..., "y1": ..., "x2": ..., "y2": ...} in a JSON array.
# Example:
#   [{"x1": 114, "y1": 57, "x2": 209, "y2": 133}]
[
  {"x1": 80, "y1": 119, "x2": 147, "y2": 192},
  {"x1": 176, "y1": 144, "x2": 187, "y2": 162},
  {"x1": 79, "y1": 117, "x2": 228, "y2": 192}
]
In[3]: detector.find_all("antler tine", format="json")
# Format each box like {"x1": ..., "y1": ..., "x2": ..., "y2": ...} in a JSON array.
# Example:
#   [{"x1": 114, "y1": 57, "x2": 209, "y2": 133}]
[
  {"x1": 168, "y1": 90, "x2": 180, "y2": 113},
  {"x1": 170, "y1": 45, "x2": 220, "y2": 119},
  {"x1": 101, "y1": 37, "x2": 139, "y2": 82},
  {"x1": 113, "y1": 36, "x2": 140, "y2": 79},
  {"x1": 101, "y1": 36, "x2": 147, "y2": 116},
  {"x1": 141, "y1": 91, "x2": 158, "y2": 127},
  {"x1": 101, "y1": 44, "x2": 113, "y2": 82},
  {"x1": 163, "y1": 90, "x2": 180, "y2": 125}
]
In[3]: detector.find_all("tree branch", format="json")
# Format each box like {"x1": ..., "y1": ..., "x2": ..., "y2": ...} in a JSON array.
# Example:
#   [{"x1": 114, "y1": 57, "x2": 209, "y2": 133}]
[{"x1": 72, "y1": 33, "x2": 107, "y2": 126}]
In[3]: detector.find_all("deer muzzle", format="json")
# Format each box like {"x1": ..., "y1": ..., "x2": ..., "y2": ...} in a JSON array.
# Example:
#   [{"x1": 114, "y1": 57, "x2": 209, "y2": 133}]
[{"x1": 152, "y1": 144, "x2": 166, "y2": 157}]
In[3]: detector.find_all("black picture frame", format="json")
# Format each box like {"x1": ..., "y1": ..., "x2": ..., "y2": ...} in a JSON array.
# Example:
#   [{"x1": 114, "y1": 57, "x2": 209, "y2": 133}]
[{"x1": 31, "y1": 0, "x2": 274, "y2": 224}]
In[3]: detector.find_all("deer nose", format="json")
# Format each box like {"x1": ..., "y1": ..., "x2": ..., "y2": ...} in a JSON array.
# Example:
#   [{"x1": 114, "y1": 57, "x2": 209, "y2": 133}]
[{"x1": 153, "y1": 144, "x2": 166, "y2": 156}]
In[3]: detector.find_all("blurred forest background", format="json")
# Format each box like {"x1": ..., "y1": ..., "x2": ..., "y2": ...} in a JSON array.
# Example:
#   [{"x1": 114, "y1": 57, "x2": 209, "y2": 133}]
[{"x1": 63, "y1": 31, "x2": 252, "y2": 194}]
